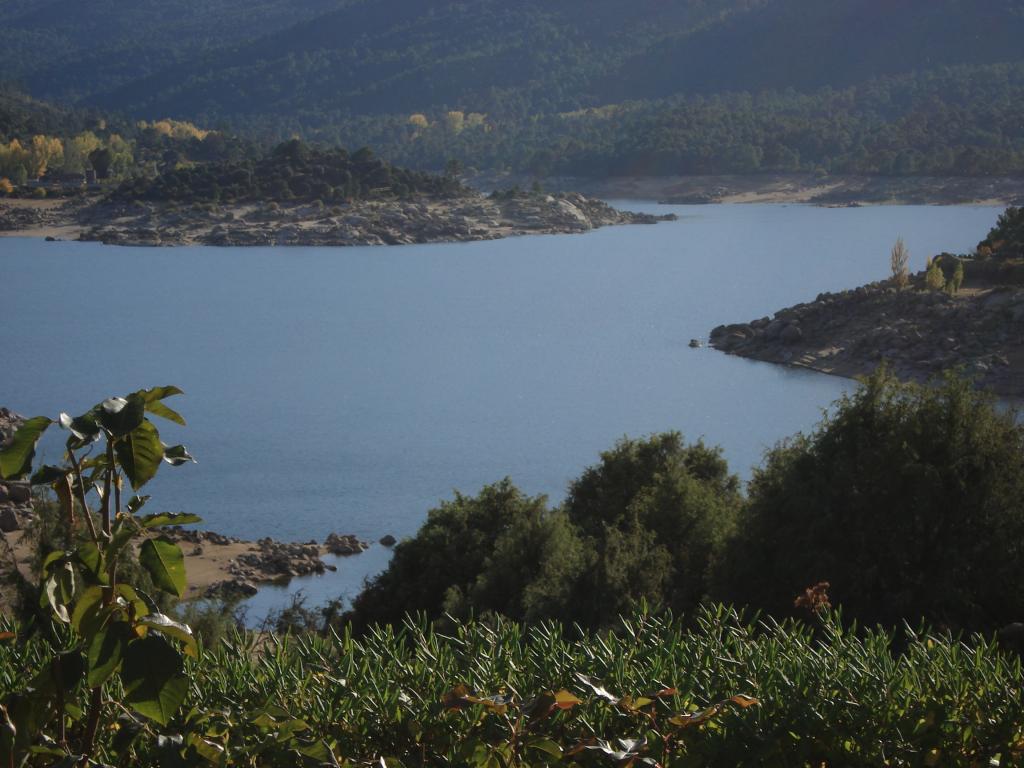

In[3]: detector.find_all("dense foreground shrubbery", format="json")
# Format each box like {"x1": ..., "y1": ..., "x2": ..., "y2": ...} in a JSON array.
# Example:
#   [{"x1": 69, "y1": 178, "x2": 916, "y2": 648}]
[
  {"x1": 350, "y1": 370, "x2": 1024, "y2": 636},
  {"x1": 2, "y1": 607, "x2": 1022, "y2": 766}
]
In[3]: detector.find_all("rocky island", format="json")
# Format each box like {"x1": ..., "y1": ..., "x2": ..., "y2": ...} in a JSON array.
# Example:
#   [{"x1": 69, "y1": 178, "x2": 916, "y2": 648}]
[
  {"x1": 0, "y1": 139, "x2": 674, "y2": 247},
  {"x1": 709, "y1": 209, "x2": 1024, "y2": 398},
  {"x1": 71, "y1": 191, "x2": 669, "y2": 247}
]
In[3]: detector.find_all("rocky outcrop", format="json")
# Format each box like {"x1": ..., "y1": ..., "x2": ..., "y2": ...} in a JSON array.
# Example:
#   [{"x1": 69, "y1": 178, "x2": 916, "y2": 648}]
[
  {"x1": 165, "y1": 527, "x2": 239, "y2": 547},
  {"x1": 72, "y1": 192, "x2": 675, "y2": 248},
  {"x1": 229, "y1": 538, "x2": 333, "y2": 581},
  {"x1": 709, "y1": 281, "x2": 1024, "y2": 397},
  {"x1": 325, "y1": 532, "x2": 370, "y2": 555},
  {"x1": 0, "y1": 205, "x2": 46, "y2": 231},
  {"x1": 162, "y1": 527, "x2": 368, "y2": 592}
]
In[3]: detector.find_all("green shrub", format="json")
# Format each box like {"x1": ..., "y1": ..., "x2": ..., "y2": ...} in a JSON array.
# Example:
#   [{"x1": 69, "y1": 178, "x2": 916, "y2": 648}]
[
  {"x1": 348, "y1": 479, "x2": 585, "y2": 628},
  {"x1": 718, "y1": 369, "x2": 1024, "y2": 632},
  {"x1": 564, "y1": 433, "x2": 741, "y2": 627},
  {"x1": 924, "y1": 256, "x2": 945, "y2": 290},
  {"x1": 349, "y1": 433, "x2": 741, "y2": 631}
]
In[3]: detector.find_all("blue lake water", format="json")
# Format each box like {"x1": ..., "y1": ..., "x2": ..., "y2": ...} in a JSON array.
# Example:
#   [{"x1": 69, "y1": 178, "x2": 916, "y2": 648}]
[{"x1": 1, "y1": 202, "x2": 1002, "y2": 620}]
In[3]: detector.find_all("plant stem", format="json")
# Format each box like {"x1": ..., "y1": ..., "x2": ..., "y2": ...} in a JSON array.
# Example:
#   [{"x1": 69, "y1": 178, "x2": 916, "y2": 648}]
[
  {"x1": 67, "y1": 449, "x2": 99, "y2": 546},
  {"x1": 80, "y1": 439, "x2": 117, "y2": 766},
  {"x1": 79, "y1": 687, "x2": 102, "y2": 767}
]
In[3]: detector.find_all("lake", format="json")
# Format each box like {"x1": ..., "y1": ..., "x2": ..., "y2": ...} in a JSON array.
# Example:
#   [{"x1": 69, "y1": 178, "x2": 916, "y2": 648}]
[{"x1": 1, "y1": 202, "x2": 1002, "y2": 620}]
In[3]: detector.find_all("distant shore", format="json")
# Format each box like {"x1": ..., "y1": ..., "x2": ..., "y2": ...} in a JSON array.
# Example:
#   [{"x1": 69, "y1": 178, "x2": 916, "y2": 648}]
[{"x1": 472, "y1": 173, "x2": 1024, "y2": 206}]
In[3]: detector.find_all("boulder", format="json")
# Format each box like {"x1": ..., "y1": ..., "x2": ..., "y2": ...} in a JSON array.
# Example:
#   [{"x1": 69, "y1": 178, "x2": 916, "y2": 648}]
[
  {"x1": 380, "y1": 534, "x2": 397, "y2": 547},
  {"x1": 325, "y1": 532, "x2": 369, "y2": 556},
  {"x1": 7, "y1": 484, "x2": 30, "y2": 505},
  {"x1": 780, "y1": 324, "x2": 803, "y2": 345},
  {"x1": 764, "y1": 320, "x2": 785, "y2": 341},
  {"x1": 0, "y1": 508, "x2": 19, "y2": 533},
  {"x1": 205, "y1": 579, "x2": 258, "y2": 599}
]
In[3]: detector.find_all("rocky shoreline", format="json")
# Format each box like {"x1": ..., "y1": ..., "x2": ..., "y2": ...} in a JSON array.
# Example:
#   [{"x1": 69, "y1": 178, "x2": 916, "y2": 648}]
[
  {"x1": 0, "y1": 407, "x2": 391, "y2": 607},
  {"x1": 1, "y1": 191, "x2": 675, "y2": 247},
  {"x1": 163, "y1": 528, "x2": 377, "y2": 600},
  {"x1": 709, "y1": 278, "x2": 1024, "y2": 398}
]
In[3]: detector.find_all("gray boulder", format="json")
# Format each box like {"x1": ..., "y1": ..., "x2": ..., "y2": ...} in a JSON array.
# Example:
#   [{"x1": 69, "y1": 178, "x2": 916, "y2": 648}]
[{"x1": 780, "y1": 324, "x2": 803, "y2": 345}]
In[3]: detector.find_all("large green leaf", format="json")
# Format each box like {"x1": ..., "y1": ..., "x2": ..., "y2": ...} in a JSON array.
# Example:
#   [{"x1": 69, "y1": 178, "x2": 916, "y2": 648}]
[
  {"x1": 139, "y1": 538, "x2": 186, "y2": 598},
  {"x1": 0, "y1": 416, "x2": 52, "y2": 480},
  {"x1": 145, "y1": 401, "x2": 186, "y2": 426},
  {"x1": 70, "y1": 585, "x2": 107, "y2": 636},
  {"x1": 116, "y1": 421, "x2": 165, "y2": 490},
  {"x1": 136, "y1": 386, "x2": 184, "y2": 403},
  {"x1": 139, "y1": 613, "x2": 198, "y2": 658},
  {"x1": 139, "y1": 512, "x2": 202, "y2": 529},
  {"x1": 133, "y1": 387, "x2": 186, "y2": 425},
  {"x1": 115, "y1": 583, "x2": 152, "y2": 622},
  {"x1": 122, "y1": 636, "x2": 188, "y2": 725},
  {"x1": 98, "y1": 395, "x2": 146, "y2": 438},
  {"x1": 87, "y1": 621, "x2": 132, "y2": 687}
]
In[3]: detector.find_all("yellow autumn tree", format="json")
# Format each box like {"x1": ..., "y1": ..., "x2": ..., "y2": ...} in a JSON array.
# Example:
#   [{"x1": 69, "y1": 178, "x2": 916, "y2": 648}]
[
  {"x1": 28, "y1": 135, "x2": 64, "y2": 178},
  {"x1": 0, "y1": 178, "x2": 13, "y2": 195},
  {"x1": 0, "y1": 139, "x2": 30, "y2": 181},
  {"x1": 140, "y1": 119, "x2": 209, "y2": 141},
  {"x1": 408, "y1": 113, "x2": 429, "y2": 129},
  {"x1": 445, "y1": 111, "x2": 465, "y2": 134}
]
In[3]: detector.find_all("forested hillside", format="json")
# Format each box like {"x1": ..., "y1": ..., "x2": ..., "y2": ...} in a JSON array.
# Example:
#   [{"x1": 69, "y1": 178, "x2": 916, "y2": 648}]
[
  {"x1": 73, "y1": 0, "x2": 1024, "y2": 123},
  {"x1": 2, "y1": 0, "x2": 1023, "y2": 177},
  {"x1": 0, "y1": 0, "x2": 343, "y2": 102}
]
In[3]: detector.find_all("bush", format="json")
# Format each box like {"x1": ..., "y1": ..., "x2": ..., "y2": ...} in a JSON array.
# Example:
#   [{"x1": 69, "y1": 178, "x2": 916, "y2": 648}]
[
  {"x1": 348, "y1": 479, "x2": 584, "y2": 628},
  {"x1": 924, "y1": 257, "x2": 945, "y2": 290},
  {"x1": 348, "y1": 433, "x2": 741, "y2": 631},
  {"x1": 564, "y1": 433, "x2": 741, "y2": 627},
  {"x1": 718, "y1": 369, "x2": 1024, "y2": 632}
]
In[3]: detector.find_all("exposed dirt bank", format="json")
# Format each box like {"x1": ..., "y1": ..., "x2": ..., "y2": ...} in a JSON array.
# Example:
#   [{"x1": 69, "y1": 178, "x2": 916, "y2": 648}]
[{"x1": 472, "y1": 173, "x2": 1024, "y2": 206}]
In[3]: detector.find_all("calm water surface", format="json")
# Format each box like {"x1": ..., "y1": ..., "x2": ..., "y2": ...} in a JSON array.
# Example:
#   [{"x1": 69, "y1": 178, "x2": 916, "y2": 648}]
[{"x1": 1, "y1": 202, "x2": 1001, "y2": 619}]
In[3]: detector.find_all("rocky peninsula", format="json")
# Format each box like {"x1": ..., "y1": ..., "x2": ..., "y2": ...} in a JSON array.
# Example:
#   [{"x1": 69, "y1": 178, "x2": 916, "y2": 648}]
[
  {"x1": 709, "y1": 276, "x2": 1024, "y2": 398},
  {"x1": 0, "y1": 191, "x2": 674, "y2": 247}
]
